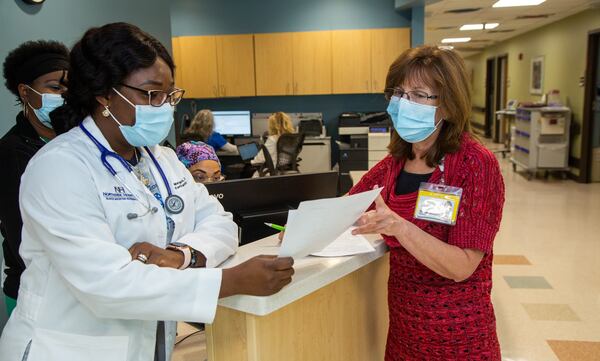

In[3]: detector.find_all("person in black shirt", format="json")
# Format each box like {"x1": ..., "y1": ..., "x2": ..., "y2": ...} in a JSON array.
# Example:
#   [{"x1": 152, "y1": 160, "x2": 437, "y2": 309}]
[{"x1": 0, "y1": 40, "x2": 69, "y2": 317}]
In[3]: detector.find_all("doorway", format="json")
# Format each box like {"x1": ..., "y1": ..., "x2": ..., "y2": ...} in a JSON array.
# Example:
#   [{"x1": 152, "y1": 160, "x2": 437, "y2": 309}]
[
  {"x1": 485, "y1": 55, "x2": 509, "y2": 141},
  {"x1": 484, "y1": 58, "x2": 495, "y2": 138},
  {"x1": 582, "y1": 29, "x2": 600, "y2": 183}
]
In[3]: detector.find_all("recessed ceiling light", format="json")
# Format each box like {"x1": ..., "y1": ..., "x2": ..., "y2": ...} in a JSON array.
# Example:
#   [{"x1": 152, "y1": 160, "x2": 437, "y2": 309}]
[
  {"x1": 493, "y1": 0, "x2": 546, "y2": 7},
  {"x1": 460, "y1": 24, "x2": 484, "y2": 31},
  {"x1": 485, "y1": 23, "x2": 500, "y2": 29},
  {"x1": 441, "y1": 37, "x2": 471, "y2": 43},
  {"x1": 439, "y1": 45, "x2": 455, "y2": 50}
]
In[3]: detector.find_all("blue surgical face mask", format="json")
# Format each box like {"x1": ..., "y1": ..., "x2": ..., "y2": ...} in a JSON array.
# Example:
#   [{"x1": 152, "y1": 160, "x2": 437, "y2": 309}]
[
  {"x1": 386, "y1": 96, "x2": 441, "y2": 143},
  {"x1": 26, "y1": 85, "x2": 64, "y2": 129},
  {"x1": 107, "y1": 88, "x2": 174, "y2": 147}
]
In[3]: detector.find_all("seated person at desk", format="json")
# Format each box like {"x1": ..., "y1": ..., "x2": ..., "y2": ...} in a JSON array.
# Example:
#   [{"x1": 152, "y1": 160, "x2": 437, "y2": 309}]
[
  {"x1": 176, "y1": 141, "x2": 225, "y2": 183},
  {"x1": 251, "y1": 111, "x2": 294, "y2": 167},
  {"x1": 185, "y1": 109, "x2": 237, "y2": 153}
]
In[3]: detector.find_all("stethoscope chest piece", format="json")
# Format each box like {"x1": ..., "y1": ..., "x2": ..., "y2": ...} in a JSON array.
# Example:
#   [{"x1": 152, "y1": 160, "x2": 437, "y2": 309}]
[{"x1": 165, "y1": 194, "x2": 184, "y2": 214}]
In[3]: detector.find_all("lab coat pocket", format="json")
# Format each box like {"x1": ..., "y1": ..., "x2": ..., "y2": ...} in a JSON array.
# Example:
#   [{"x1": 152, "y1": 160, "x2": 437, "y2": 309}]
[{"x1": 27, "y1": 328, "x2": 129, "y2": 361}]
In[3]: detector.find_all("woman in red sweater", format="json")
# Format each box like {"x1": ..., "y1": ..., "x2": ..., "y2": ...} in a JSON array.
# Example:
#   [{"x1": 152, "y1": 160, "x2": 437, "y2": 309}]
[{"x1": 351, "y1": 45, "x2": 504, "y2": 360}]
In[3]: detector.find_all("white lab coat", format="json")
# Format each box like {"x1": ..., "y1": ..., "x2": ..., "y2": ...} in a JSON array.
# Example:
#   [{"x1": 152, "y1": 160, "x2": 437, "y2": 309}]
[{"x1": 0, "y1": 116, "x2": 238, "y2": 361}]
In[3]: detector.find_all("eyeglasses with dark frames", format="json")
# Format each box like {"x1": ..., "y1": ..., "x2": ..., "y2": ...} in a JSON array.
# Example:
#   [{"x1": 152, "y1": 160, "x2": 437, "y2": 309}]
[
  {"x1": 119, "y1": 83, "x2": 185, "y2": 107},
  {"x1": 385, "y1": 87, "x2": 439, "y2": 104}
]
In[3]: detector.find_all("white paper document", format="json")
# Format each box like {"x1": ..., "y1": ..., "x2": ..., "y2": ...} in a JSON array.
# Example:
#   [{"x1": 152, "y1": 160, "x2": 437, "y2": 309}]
[
  {"x1": 279, "y1": 188, "x2": 382, "y2": 258},
  {"x1": 310, "y1": 227, "x2": 375, "y2": 257}
]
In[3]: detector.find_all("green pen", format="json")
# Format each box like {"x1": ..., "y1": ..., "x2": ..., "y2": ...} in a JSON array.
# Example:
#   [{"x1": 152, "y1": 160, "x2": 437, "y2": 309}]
[{"x1": 264, "y1": 222, "x2": 286, "y2": 232}]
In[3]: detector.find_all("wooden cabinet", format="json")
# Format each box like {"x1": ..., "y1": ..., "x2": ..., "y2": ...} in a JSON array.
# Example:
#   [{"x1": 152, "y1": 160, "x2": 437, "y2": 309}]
[
  {"x1": 174, "y1": 36, "x2": 219, "y2": 98},
  {"x1": 292, "y1": 31, "x2": 332, "y2": 95},
  {"x1": 171, "y1": 37, "x2": 184, "y2": 91},
  {"x1": 331, "y1": 30, "x2": 372, "y2": 94},
  {"x1": 255, "y1": 33, "x2": 294, "y2": 96},
  {"x1": 254, "y1": 31, "x2": 332, "y2": 96},
  {"x1": 174, "y1": 28, "x2": 409, "y2": 98},
  {"x1": 216, "y1": 34, "x2": 256, "y2": 97},
  {"x1": 370, "y1": 28, "x2": 410, "y2": 93}
]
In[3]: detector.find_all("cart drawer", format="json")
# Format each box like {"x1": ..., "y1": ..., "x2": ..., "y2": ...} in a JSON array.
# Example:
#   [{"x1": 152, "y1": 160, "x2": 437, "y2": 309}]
[
  {"x1": 537, "y1": 143, "x2": 567, "y2": 168},
  {"x1": 539, "y1": 114, "x2": 566, "y2": 135}
]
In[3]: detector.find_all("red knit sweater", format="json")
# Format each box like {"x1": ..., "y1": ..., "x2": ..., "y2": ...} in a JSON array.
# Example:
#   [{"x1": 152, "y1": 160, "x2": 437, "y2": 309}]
[{"x1": 350, "y1": 134, "x2": 505, "y2": 361}]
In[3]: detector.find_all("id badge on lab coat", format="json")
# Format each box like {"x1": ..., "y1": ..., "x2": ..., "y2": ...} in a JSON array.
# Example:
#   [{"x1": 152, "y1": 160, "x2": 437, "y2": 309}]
[{"x1": 414, "y1": 182, "x2": 463, "y2": 225}]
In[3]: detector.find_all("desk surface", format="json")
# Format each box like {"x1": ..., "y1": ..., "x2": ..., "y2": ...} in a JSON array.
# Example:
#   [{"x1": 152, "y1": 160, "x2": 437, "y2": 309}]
[{"x1": 218, "y1": 234, "x2": 387, "y2": 316}]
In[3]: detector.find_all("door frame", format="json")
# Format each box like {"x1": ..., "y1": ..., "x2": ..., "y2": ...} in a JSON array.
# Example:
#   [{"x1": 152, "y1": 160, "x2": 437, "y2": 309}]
[
  {"x1": 495, "y1": 54, "x2": 509, "y2": 112},
  {"x1": 494, "y1": 54, "x2": 509, "y2": 142},
  {"x1": 582, "y1": 28, "x2": 600, "y2": 183}
]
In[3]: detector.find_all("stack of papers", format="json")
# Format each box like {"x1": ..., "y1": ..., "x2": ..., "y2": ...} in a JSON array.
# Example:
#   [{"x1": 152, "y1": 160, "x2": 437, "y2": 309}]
[
  {"x1": 279, "y1": 188, "x2": 382, "y2": 258},
  {"x1": 310, "y1": 227, "x2": 375, "y2": 257}
]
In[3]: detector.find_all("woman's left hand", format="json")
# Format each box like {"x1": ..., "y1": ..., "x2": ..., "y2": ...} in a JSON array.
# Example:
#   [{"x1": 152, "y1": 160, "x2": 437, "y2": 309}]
[
  {"x1": 129, "y1": 242, "x2": 185, "y2": 269},
  {"x1": 352, "y1": 195, "x2": 409, "y2": 237}
]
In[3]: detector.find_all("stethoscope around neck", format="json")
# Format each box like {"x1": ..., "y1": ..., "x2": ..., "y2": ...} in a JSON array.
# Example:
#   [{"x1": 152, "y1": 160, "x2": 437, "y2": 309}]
[{"x1": 79, "y1": 124, "x2": 184, "y2": 220}]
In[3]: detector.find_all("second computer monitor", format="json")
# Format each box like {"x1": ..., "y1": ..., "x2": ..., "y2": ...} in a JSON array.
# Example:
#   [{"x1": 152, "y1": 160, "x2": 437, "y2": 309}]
[{"x1": 213, "y1": 110, "x2": 252, "y2": 136}]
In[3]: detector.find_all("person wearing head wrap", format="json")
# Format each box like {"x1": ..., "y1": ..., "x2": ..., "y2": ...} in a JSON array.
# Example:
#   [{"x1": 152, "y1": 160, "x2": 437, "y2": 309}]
[
  {"x1": 176, "y1": 141, "x2": 225, "y2": 183},
  {"x1": 0, "y1": 40, "x2": 69, "y2": 316}
]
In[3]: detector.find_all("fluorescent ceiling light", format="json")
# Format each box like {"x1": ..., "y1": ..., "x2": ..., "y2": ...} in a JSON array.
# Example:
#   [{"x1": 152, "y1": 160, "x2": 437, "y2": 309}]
[
  {"x1": 493, "y1": 0, "x2": 546, "y2": 8},
  {"x1": 441, "y1": 37, "x2": 471, "y2": 43},
  {"x1": 460, "y1": 24, "x2": 484, "y2": 31},
  {"x1": 485, "y1": 23, "x2": 500, "y2": 29},
  {"x1": 439, "y1": 45, "x2": 454, "y2": 50}
]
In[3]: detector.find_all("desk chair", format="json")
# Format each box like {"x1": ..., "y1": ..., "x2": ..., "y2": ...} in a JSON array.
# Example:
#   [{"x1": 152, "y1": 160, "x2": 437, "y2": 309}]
[
  {"x1": 275, "y1": 133, "x2": 305, "y2": 175},
  {"x1": 257, "y1": 144, "x2": 277, "y2": 177}
]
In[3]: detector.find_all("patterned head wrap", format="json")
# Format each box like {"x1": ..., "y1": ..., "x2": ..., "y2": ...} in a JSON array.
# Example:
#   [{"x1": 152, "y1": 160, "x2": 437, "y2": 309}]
[{"x1": 176, "y1": 141, "x2": 220, "y2": 168}]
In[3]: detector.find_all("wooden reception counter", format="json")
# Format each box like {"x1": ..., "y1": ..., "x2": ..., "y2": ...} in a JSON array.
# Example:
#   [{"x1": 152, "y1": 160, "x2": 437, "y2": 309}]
[{"x1": 206, "y1": 234, "x2": 389, "y2": 361}]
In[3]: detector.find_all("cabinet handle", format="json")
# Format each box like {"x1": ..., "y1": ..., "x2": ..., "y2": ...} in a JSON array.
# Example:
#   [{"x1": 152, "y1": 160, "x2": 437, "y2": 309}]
[
  {"x1": 286, "y1": 83, "x2": 290, "y2": 95},
  {"x1": 212, "y1": 85, "x2": 217, "y2": 97},
  {"x1": 294, "y1": 82, "x2": 298, "y2": 94},
  {"x1": 374, "y1": 80, "x2": 378, "y2": 92},
  {"x1": 365, "y1": 80, "x2": 369, "y2": 92}
]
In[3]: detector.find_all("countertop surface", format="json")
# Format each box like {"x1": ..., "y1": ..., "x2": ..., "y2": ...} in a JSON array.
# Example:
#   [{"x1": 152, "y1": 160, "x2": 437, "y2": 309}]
[{"x1": 217, "y1": 234, "x2": 387, "y2": 316}]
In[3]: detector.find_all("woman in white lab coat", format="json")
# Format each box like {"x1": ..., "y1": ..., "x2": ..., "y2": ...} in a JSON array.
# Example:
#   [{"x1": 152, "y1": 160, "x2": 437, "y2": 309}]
[{"x1": 0, "y1": 22, "x2": 294, "y2": 361}]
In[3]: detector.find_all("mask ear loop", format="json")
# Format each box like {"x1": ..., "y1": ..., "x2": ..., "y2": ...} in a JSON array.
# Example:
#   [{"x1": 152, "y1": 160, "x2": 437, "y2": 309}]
[
  {"x1": 104, "y1": 88, "x2": 136, "y2": 127},
  {"x1": 24, "y1": 85, "x2": 42, "y2": 113}
]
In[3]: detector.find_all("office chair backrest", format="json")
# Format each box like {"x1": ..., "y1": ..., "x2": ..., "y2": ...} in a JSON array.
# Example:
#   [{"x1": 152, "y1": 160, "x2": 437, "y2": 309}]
[
  {"x1": 258, "y1": 143, "x2": 277, "y2": 177},
  {"x1": 276, "y1": 133, "x2": 305, "y2": 173}
]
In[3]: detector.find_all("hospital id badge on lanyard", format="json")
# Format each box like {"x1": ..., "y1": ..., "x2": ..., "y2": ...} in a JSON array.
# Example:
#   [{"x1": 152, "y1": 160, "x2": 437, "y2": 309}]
[{"x1": 414, "y1": 159, "x2": 463, "y2": 226}]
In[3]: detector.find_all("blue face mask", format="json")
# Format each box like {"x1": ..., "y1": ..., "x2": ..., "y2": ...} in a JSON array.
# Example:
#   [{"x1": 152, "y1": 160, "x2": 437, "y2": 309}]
[
  {"x1": 107, "y1": 88, "x2": 174, "y2": 147},
  {"x1": 386, "y1": 96, "x2": 441, "y2": 143},
  {"x1": 26, "y1": 85, "x2": 64, "y2": 129}
]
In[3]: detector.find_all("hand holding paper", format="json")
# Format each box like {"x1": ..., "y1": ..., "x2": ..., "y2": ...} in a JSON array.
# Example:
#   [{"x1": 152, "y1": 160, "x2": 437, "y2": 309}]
[{"x1": 278, "y1": 188, "x2": 382, "y2": 258}]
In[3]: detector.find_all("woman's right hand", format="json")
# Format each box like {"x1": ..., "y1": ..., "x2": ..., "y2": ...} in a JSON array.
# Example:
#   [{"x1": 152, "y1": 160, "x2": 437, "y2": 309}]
[{"x1": 219, "y1": 255, "x2": 294, "y2": 298}]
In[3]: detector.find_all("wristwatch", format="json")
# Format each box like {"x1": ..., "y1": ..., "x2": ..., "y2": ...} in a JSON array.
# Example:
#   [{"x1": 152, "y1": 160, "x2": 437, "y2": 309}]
[{"x1": 167, "y1": 242, "x2": 191, "y2": 270}]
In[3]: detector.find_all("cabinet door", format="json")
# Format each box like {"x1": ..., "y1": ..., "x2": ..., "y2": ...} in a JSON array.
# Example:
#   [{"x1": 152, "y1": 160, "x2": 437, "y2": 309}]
[
  {"x1": 175, "y1": 36, "x2": 219, "y2": 99},
  {"x1": 331, "y1": 30, "x2": 371, "y2": 94},
  {"x1": 216, "y1": 34, "x2": 256, "y2": 97},
  {"x1": 370, "y1": 28, "x2": 410, "y2": 93},
  {"x1": 255, "y1": 33, "x2": 293, "y2": 96},
  {"x1": 292, "y1": 31, "x2": 332, "y2": 95},
  {"x1": 171, "y1": 37, "x2": 184, "y2": 91}
]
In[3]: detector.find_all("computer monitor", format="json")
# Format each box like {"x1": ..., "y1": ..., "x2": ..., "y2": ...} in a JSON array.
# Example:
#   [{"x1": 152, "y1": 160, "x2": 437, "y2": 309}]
[
  {"x1": 213, "y1": 110, "x2": 252, "y2": 136},
  {"x1": 204, "y1": 171, "x2": 339, "y2": 244}
]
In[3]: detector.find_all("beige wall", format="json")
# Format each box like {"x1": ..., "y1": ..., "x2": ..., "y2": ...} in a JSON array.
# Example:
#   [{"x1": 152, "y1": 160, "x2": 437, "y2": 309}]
[{"x1": 466, "y1": 9, "x2": 600, "y2": 161}]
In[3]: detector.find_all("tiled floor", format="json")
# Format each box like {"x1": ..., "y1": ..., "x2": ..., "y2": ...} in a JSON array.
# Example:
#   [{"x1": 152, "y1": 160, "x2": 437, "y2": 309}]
[
  {"x1": 173, "y1": 140, "x2": 600, "y2": 361},
  {"x1": 490, "y1": 142, "x2": 600, "y2": 361}
]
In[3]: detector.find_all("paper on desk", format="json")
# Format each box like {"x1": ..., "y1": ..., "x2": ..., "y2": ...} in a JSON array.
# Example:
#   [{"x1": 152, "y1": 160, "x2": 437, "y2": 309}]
[
  {"x1": 310, "y1": 227, "x2": 375, "y2": 257},
  {"x1": 279, "y1": 188, "x2": 382, "y2": 258}
]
